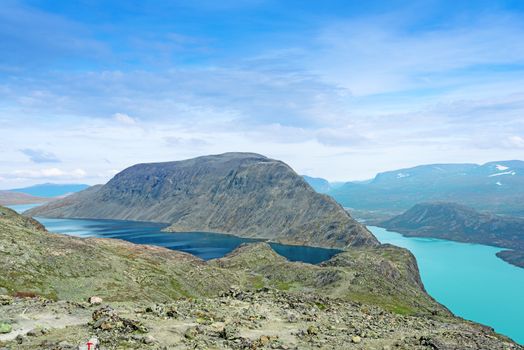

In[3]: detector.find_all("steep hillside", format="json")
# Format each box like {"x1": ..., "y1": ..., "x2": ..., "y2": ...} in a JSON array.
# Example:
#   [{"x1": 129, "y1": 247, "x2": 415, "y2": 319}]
[
  {"x1": 26, "y1": 153, "x2": 377, "y2": 248},
  {"x1": 0, "y1": 206, "x2": 521, "y2": 349},
  {"x1": 329, "y1": 160, "x2": 524, "y2": 217},
  {"x1": 380, "y1": 202, "x2": 524, "y2": 267}
]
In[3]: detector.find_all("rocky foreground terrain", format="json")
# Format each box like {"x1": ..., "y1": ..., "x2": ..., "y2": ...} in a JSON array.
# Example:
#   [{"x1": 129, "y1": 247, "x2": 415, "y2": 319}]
[
  {"x1": 1, "y1": 288, "x2": 521, "y2": 350},
  {"x1": 1, "y1": 206, "x2": 522, "y2": 349},
  {"x1": 26, "y1": 153, "x2": 377, "y2": 248}
]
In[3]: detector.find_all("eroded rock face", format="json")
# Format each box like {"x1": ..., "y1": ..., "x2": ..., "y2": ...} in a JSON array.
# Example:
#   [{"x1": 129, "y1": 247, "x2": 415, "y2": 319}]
[{"x1": 26, "y1": 153, "x2": 377, "y2": 249}]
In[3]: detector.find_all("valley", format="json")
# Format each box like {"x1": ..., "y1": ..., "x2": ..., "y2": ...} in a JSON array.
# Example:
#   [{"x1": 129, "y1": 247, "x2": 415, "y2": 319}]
[{"x1": 5, "y1": 205, "x2": 512, "y2": 349}]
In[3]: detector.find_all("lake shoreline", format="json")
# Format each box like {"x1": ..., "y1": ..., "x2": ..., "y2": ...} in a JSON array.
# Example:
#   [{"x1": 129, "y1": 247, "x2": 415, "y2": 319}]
[
  {"x1": 370, "y1": 226, "x2": 524, "y2": 345},
  {"x1": 370, "y1": 222, "x2": 524, "y2": 269}
]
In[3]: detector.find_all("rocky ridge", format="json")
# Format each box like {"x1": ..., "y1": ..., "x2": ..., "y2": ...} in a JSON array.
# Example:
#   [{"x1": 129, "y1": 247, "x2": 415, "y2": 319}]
[{"x1": 26, "y1": 153, "x2": 377, "y2": 249}]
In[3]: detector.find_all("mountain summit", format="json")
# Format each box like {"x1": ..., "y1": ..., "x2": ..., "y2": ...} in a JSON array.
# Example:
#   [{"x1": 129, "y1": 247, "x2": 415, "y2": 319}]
[{"x1": 27, "y1": 153, "x2": 377, "y2": 248}]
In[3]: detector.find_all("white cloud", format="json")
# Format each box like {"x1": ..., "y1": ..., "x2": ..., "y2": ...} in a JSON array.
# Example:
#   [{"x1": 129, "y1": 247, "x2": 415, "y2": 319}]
[
  {"x1": 10, "y1": 167, "x2": 87, "y2": 179},
  {"x1": 113, "y1": 112, "x2": 137, "y2": 125},
  {"x1": 71, "y1": 168, "x2": 87, "y2": 177}
]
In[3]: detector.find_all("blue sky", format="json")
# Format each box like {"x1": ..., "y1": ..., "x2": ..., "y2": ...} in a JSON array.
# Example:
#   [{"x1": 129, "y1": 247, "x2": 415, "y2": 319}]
[{"x1": 1, "y1": 0, "x2": 524, "y2": 188}]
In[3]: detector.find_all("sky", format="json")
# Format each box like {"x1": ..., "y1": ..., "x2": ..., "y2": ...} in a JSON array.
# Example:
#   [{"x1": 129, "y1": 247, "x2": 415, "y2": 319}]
[{"x1": 1, "y1": 0, "x2": 524, "y2": 188}]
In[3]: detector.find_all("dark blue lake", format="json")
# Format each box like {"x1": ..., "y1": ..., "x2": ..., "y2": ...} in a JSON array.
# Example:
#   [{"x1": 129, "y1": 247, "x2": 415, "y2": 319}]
[{"x1": 8, "y1": 204, "x2": 341, "y2": 264}]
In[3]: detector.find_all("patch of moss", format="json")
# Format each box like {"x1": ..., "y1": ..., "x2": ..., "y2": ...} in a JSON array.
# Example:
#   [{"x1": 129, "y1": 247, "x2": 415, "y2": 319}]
[
  {"x1": 315, "y1": 302, "x2": 327, "y2": 310},
  {"x1": 248, "y1": 275, "x2": 265, "y2": 290},
  {"x1": 169, "y1": 278, "x2": 192, "y2": 299},
  {"x1": 348, "y1": 292, "x2": 417, "y2": 316},
  {"x1": 274, "y1": 281, "x2": 293, "y2": 291}
]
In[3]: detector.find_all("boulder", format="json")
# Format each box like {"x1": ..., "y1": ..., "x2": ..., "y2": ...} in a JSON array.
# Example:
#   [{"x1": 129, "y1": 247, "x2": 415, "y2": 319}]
[{"x1": 88, "y1": 296, "x2": 103, "y2": 305}]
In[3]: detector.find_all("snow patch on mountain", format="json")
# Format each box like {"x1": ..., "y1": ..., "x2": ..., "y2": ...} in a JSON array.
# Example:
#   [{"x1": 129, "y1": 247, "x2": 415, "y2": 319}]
[{"x1": 489, "y1": 171, "x2": 516, "y2": 177}]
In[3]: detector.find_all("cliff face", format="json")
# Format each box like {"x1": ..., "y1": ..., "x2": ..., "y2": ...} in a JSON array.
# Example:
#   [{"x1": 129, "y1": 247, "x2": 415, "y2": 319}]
[{"x1": 26, "y1": 153, "x2": 377, "y2": 248}]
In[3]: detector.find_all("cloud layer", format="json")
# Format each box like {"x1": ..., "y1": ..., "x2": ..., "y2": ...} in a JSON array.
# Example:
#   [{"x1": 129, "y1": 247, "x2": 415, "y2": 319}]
[{"x1": 1, "y1": 1, "x2": 523, "y2": 188}]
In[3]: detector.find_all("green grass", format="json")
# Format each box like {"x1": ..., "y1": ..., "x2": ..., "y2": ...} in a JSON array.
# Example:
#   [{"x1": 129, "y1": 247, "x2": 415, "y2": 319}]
[
  {"x1": 347, "y1": 292, "x2": 417, "y2": 316},
  {"x1": 274, "y1": 281, "x2": 293, "y2": 291}
]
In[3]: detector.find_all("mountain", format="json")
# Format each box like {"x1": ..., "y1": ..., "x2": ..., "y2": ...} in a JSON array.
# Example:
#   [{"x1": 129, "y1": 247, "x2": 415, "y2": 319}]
[
  {"x1": 27, "y1": 153, "x2": 377, "y2": 248},
  {"x1": 10, "y1": 183, "x2": 90, "y2": 198},
  {"x1": 302, "y1": 175, "x2": 331, "y2": 193},
  {"x1": 329, "y1": 160, "x2": 524, "y2": 217},
  {"x1": 380, "y1": 202, "x2": 524, "y2": 267},
  {"x1": 0, "y1": 190, "x2": 47, "y2": 205},
  {"x1": 1, "y1": 205, "x2": 521, "y2": 349}
]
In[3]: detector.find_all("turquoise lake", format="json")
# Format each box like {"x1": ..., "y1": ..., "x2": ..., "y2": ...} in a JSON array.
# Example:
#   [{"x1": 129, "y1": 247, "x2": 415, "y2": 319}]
[{"x1": 370, "y1": 226, "x2": 524, "y2": 345}]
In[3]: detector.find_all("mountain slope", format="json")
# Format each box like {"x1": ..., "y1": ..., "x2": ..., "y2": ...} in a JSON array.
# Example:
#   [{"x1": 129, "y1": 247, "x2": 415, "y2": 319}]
[
  {"x1": 1, "y1": 206, "x2": 521, "y2": 349},
  {"x1": 380, "y1": 202, "x2": 524, "y2": 267},
  {"x1": 27, "y1": 153, "x2": 377, "y2": 248},
  {"x1": 329, "y1": 160, "x2": 524, "y2": 216},
  {"x1": 10, "y1": 183, "x2": 90, "y2": 198},
  {"x1": 1, "y1": 205, "x2": 434, "y2": 313},
  {"x1": 0, "y1": 190, "x2": 47, "y2": 205}
]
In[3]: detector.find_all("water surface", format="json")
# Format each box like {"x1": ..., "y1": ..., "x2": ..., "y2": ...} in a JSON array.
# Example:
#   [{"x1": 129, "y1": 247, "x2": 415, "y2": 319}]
[
  {"x1": 370, "y1": 226, "x2": 524, "y2": 344},
  {"x1": 8, "y1": 204, "x2": 340, "y2": 264}
]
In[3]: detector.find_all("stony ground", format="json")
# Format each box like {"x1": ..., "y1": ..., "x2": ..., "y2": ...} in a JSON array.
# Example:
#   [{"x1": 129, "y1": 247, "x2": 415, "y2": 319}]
[{"x1": 1, "y1": 288, "x2": 521, "y2": 350}]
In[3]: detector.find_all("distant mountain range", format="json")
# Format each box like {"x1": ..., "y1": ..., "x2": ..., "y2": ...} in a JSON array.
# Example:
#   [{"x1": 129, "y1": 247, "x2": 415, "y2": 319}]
[
  {"x1": 302, "y1": 175, "x2": 331, "y2": 193},
  {"x1": 302, "y1": 176, "x2": 345, "y2": 193},
  {"x1": 27, "y1": 153, "x2": 377, "y2": 248},
  {"x1": 10, "y1": 183, "x2": 89, "y2": 198},
  {"x1": 327, "y1": 160, "x2": 524, "y2": 217},
  {"x1": 380, "y1": 202, "x2": 524, "y2": 268},
  {"x1": 0, "y1": 191, "x2": 47, "y2": 205}
]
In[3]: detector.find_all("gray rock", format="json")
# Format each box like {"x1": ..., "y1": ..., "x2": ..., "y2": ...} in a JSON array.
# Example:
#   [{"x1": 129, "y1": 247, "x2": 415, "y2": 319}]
[
  {"x1": 142, "y1": 335, "x2": 156, "y2": 344},
  {"x1": 26, "y1": 328, "x2": 44, "y2": 337},
  {"x1": 15, "y1": 334, "x2": 26, "y2": 344}
]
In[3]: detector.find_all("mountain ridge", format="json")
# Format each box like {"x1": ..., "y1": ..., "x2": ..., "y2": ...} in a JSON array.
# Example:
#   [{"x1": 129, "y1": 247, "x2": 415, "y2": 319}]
[
  {"x1": 0, "y1": 190, "x2": 47, "y2": 205},
  {"x1": 26, "y1": 153, "x2": 377, "y2": 249},
  {"x1": 328, "y1": 160, "x2": 524, "y2": 217},
  {"x1": 379, "y1": 202, "x2": 524, "y2": 267}
]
